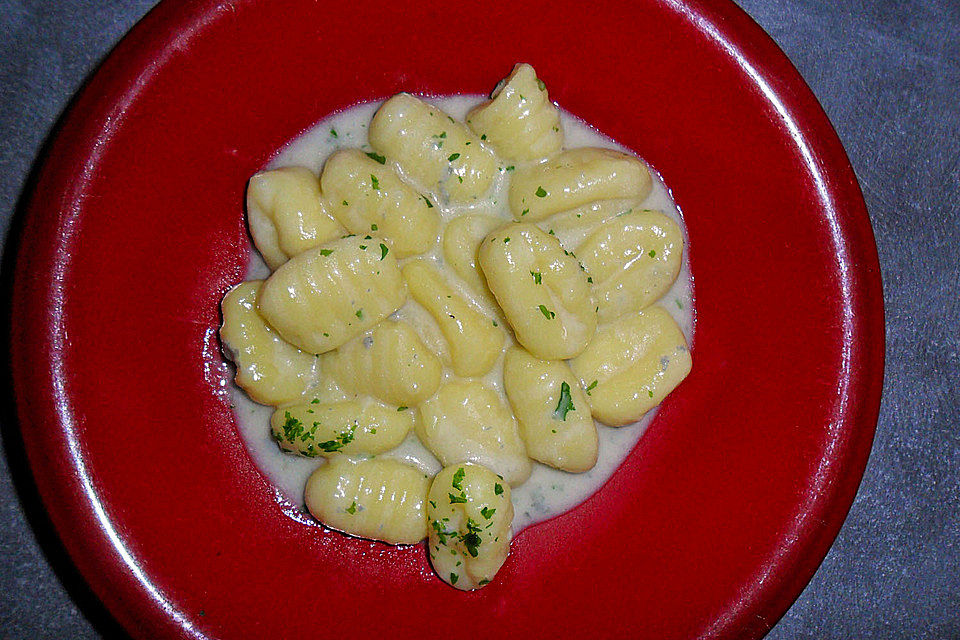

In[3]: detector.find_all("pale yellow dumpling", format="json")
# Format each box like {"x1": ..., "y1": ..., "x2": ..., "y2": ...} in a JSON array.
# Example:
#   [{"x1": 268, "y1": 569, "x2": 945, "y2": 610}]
[
  {"x1": 321, "y1": 320, "x2": 442, "y2": 408},
  {"x1": 305, "y1": 456, "x2": 429, "y2": 545},
  {"x1": 247, "y1": 167, "x2": 345, "y2": 269},
  {"x1": 427, "y1": 464, "x2": 513, "y2": 590},
  {"x1": 478, "y1": 223, "x2": 596, "y2": 360},
  {"x1": 569, "y1": 306, "x2": 691, "y2": 426},
  {"x1": 270, "y1": 399, "x2": 414, "y2": 458},
  {"x1": 502, "y1": 347, "x2": 597, "y2": 473},
  {"x1": 402, "y1": 259, "x2": 504, "y2": 378},
  {"x1": 219, "y1": 281, "x2": 319, "y2": 406},
  {"x1": 466, "y1": 63, "x2": 563, "y2": 163},
  {"x1": 320, "y1": 149, "x2": 439, "y2": 258},
  {"x1": 258, "y1": 236, "x2": 407, "y2": 354},
  {"x1": 537, "y1": 199, "x2": 638, "y2": 250},
  {"x1": 441, "y1": 213, "x2": 506, "y2": 313},
  {"x1": 368, "y1": 93, "x2": 497, "y2": 204},
  {"x1": 578, "y1": 210, "x2": 683, "y2": 322},
  {"x1": 508, "y1": 148, "x2": 652, "y2": 221},
  {"x1": 417, "y1": 379, "x2": 531, "y2": 486}
]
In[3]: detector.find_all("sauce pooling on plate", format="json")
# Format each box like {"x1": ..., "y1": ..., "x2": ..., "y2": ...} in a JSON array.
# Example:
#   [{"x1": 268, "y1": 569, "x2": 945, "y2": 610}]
[{"x1": 221, "y1": 64, "x2": 693, "y2": 590}]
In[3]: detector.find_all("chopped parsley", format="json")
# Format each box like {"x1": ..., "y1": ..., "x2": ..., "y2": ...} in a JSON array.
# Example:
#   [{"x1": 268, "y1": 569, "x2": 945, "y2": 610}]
[
  {"x1": 461, "y1": 518, "x2": 483, "y2": 557},
  {"x1": 311, "y1": 398, "x2": 320, "y2": 404},
  {"x1": 370, "y1": 174, "x2": 380, "y2": 190},
  {"x1": 480, "y1": 506, "x2": 496, "y2": 520},
  {"x1": 422, "y1": 195, "x2": 434, "y2": 208},
  {"x1": 494, "y1": 483, "x2": 503, "y2": 495},
  {"x1": 397, "y1": 406, "x2": 408, "y2": 412},
  {"x1": 371, "y1": 223, "x2": 378, "y2": 231},
  {"x1": 330, "y1": 127, "x2": 338, "y2": 138},
  {"x1": 452, "y1": 467, "x2": 465, "y2": 491},
  {"x1": 585, "y1": 380, "x2": 598, "y2": 395},
  {"x1": 448, "y1": 493, "x2": 467, "y2": 504},
  {"x1": 447, "y1": 152, "x2": 461, "y2": 162},
  {"x1": 503, "y1": 237, "x2": 510, "y2": 243},
  {"x1": 538, "y1": 304, "x2": 555, "y2": 319},
  {"x1": 480, "y1": 134, "x2": 487, "y2": 140},
  {"x1": 535, "y1": 186, "x2": 547, "y2": 198},
  {"x1": 648, "y1": 389, "x2": 655, "y2": 398},
  {"x1": 648, "y1": 249, "x2": 657, "y2": 258},
  {"x1": 319, "y1": 248, "x2": 334, "y2": 256},
  {"x1": 355, "y1": 308, "x2": 363, "y2": 319},
  {"x1": 380, "y1": 243, "x2": 389, "y2": 260},
  {"x1": 586, "y1": 276, "x2": 594, "y2": 283},
  {"x1": 450, "y1": 573, "x2": 459, "y2": 585},
  {"x1": 553, "y1": 381, "x2": 575, "y2": 420},
  {"x1": 342, "y1": 200, "x2": 349, "y2": 206},
  {"x1": 359, "y1": 244, "x2": 367, "y2": 250},
  {"x1": 365, "y1": 151, "x2": 386, "y2": 164},
  {"x1": 505, "y1": 165, "x2": 515, "y2": 172},
  {"x1": 316, "y1": 423, "x2": 357, "y2": 453},
  {"x1": 521, "y1": 208, "x2": 529, "y2": 216},
  {"x1": 345, "y1": 501, "x2": 357, "y2": 514},
  {"x1": 531, "y1": 271, "x2": 542, "y2": 284}
]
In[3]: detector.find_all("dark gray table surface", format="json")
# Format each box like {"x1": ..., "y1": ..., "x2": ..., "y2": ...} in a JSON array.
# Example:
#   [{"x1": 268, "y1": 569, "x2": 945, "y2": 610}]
[{"x1": 1, "y1": 1, "x2": 957, "y2": 638}]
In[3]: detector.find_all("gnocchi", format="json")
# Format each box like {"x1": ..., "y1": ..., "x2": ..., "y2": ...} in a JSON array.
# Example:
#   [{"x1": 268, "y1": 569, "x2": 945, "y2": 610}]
[
  {"x1": 222, "y1": 63, "x2": 693, "y2": 592},
  {"x1": 305, "y1": 456, "x2": 429, "y2": 544},
  {"x1": 246, "y1": 167, "x2": 344, "y2": 270},
  {"x1": 466, "y1": 62, "x2": 563, "y2": 163},
  {"x1": 258, "y1": 235, "x2": 407, "y2": 354},
  {"x1": 478, "y1": 222, "x2": 597, "y2": 360},
  {"x1": 578, "y1": 210, "x2": 684, "y2": 322},
  {"x1": 321, "y1": 149, "x2": 439, "y2": 258},
  {"x1": 219, "y1": 281, "x2": 319, "y2": 405},
  {"x1": 417, "y1": 379, "x2": 531, "y2": 486},
  {"x1": 570, "y1": 306, "x2": 692, "y2": 426},
  {"x1": 369, "y1": 94, "x2": 497, "y2": 204},
  {"x1": 321, "y1": 320, "x2": 443, "y2": 408},
  {"x1": 270, "y1": 399, "x2": 415, "y2": 458},
  {"x1": 427, "y1": 464, "x2": 513, "y2": 590},
  {"x1": 502, "y1": 347, "x2": 598, "y2": 473},
  {"x1": 402, "y1": 259, "x2": 504, "y2": 377},
  {"x1": 508, "y1": 148, "x2": 652, "y2": 221}
]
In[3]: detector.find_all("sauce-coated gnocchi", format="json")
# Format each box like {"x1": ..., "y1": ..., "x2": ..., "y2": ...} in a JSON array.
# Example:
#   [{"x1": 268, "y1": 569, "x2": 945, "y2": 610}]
[{"x1": 221, "y1": 63, "x2": 693, "y2": 591}]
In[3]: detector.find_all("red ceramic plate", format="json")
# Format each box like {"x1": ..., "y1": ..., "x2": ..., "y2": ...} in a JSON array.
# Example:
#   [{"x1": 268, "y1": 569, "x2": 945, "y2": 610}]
[{"x1": 12, "y1": 0, "x2": 883, "y2": 638}]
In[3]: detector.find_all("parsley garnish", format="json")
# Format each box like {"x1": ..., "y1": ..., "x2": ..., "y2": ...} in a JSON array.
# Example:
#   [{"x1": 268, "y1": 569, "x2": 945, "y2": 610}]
[
  {"x1": 342, "y1": 200, "x2": 349, "y2": 206},
  {"x1": 355, "y1": 308, "x2": 363, "y2": 319},
  {"x1": 380, "y1": 243, "x2": 389, "y2": 260},
  {"x1": 505, "y1": 165, "x2": 515, "y2": 172},
  {"x1": 503, "y1": 237, "x2": 510, "y2": 243},
  {"x1": 397, "y1": 406, "x2": 408, "y2": 412},
  {"x1": 316, "y1": 423, "x2": 357, "y2": 453},
  {"x1": 480, "y1": 134, "x2": 487, "y2": 140},
  {"x1": 538, "y1": 304, "x2": 555, "y2": 319},
  {"x1": 450, "y1": 573, "x2": 459, "y2": 585},
  {"x1": 535, "y1": 186, "x2": 547, "y2": 198},
  {"x1": 553, "y1": 381, "x2": 575, "y2": 420},
  {"x1": 586, "y1": 276, "x2": 593, "y2": 283},
  {"x1": 329, "y1": 128, "x2": 338, "y2": 138},
  {"x1": 449, "y1": 493, "x2": 467, "y2": 504},
  {"x1": 447, "y1": 153, "x2": 460, "y2": 162},
  {"x1": 422, "y1": 195, "x2": 433, "y2": 208},
  {"x1": 461, "y1": 518, "x2": 482, "y2": 557},
  {"x1": 648, "y1": 249, "x2": 657, "y2": 258},
  {"x1": 371, "y1": 223, "x2": 378, "y2": 231},
  {"x1": 319, "y1": 248, "x2": 334, "y2": 256},
  {"x1": 370, "y1": 174, "x2": 379, "y2": 190},
  {"x1": 366, "y1": 151, "x2": 386, "y2": 164},
  {"x1": 494, "y1": 483, "x2": 503, "y2": 495},
  {"x1": 310, "y1": 398, "x2": 320, "y2": 404},
  {"x1": 531, "y1": 271, "x2": 542, "y2": 284},
  {"x1": 345, "y1": 501, "x2": 357, "y2": 514},
  {"x1": 586, "y1": 380, "x2": 598, "y2": 395},
  {"x1": 452, "y1": 467, "x2": 465, "y2": 491},
  {"x1": 480, "y1": 506, "x2": 496, "y2": 520},
  {"x1": 521, "y1": 208, "x2": 529, "y2": 216}
]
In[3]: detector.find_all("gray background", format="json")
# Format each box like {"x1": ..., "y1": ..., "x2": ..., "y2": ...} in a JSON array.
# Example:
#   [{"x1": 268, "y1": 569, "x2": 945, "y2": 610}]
[{"x1": 1, "y1": 0, "x2": 957, "y2": 637}]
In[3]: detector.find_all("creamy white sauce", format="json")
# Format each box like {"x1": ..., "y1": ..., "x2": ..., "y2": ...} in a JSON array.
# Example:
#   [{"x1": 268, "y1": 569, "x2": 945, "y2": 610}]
[{"x1": 230, "y1": 95, "x2": 694, "y2": 534}]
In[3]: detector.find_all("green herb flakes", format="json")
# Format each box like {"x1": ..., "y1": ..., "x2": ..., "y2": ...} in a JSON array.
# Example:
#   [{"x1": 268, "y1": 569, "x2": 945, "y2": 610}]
[
  {"x1": 370, "y1": 174, "x2": 380, "y2": 190},
  {"x1": 365, "y1": 151, "x2": 386, "y2": 164},
  {"x1": 535, "y1": 186, "x2": 547, "y2": 198},
  {"x1": 345, "y1": 501, "x2": 357, "y2": 515},
  {"x1": 380, "y1": 243, "x2": 389, "y2": 260},
  {"x1": 539, "y1": 304, "x2": 555, "y2": 319},
  {"x1": 319, "y1": 249, "x2": 334, "y2": 256},
  {"x1": 531, "y1": 271, "x2": 542, "y2": 284},
  {"x1": 553, "y1": 381, "x2": 575, "y2": 420},
  {"x1": 494, "y1": 483, "x2": 503, "y2": 495},
  {"x1": 448, "y1": 152, "x2": 461, "y2": 162}
]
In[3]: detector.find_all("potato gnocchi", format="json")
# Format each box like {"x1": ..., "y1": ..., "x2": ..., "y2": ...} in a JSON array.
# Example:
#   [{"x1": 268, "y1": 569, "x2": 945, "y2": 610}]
[{"x1": 221, "y1": 64, "x2": 692, "y2": 591}]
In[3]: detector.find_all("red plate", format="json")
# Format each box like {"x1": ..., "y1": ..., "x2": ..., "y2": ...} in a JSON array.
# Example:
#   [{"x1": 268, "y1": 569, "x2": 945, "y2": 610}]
[{"x1": 11, "y1": 0, "x2": 883, "y2": 638}]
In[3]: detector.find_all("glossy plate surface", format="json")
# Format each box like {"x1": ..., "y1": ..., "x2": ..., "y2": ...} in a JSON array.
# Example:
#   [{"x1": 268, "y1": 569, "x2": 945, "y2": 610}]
[{"x1": 11, "y1": 0, "x2": 883, "y2": 638}]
